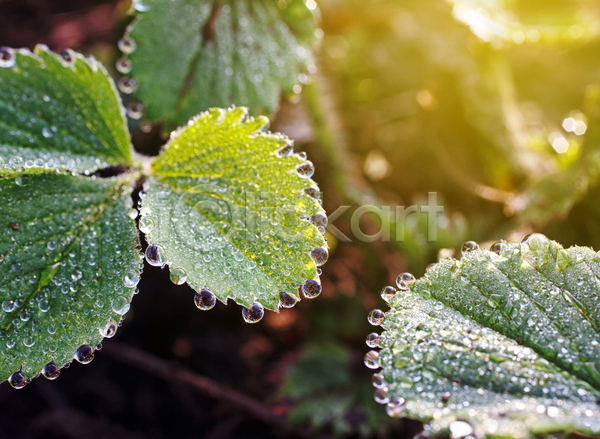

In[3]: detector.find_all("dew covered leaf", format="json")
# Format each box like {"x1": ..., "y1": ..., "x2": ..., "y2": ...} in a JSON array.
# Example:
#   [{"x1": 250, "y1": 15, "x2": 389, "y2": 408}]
[
  {"x1": 370, "y1": 235, "x2": 600, "y2": 438},
  {"x1": 121, "y1": 0, "x2": 317, "y2": 128},
  {"x1": 0, "y1": 45, "x2": 132, "y2": 174},
  {"x1": 140, "y1": 107, "x2": 326, "y2": 313},
  {"x1": 0, "y1": 172, "x2": 141, "y2": 385}
]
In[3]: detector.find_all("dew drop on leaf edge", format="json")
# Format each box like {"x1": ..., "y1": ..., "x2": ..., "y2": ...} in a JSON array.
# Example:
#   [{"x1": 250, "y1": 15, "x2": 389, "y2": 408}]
[
  {"x1": 170, "y1": 267, "x2": 187, "y2": 285},
  {"x1": 8, "y1": 370, "x2": 26, "y2": 389},
  {"x1": 194, "y1": 287, "x2": 216, "y2": 311},
  {"x1": 74, "y1": 345, "x2": 95, "y2": 364},
  {"x1": 42, "y1": 361, "x2": 60, "y2": 380},
  {"x1": 145, "y1": 243, "x2": 166, "y2": 267},
  {"x1": 302, "y1": 279, "x2": 321, "y2": 298},
  {"x1": 242, "y1": 302, "x2": 264, "y2": 323},
  {"x1": 279, "y1": 291, "x2": 298, "y2": 308}
]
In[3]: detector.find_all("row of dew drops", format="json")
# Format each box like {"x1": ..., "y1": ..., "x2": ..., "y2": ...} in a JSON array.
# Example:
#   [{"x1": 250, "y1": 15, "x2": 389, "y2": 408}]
[
  {"x1": 8, "y1": 319, "x2": 119, "y2": 389},
  {"x1": 113, "y1": 7, "x2": 316, "y2": 127},
  {"x1": 7, "y1": 252, "x2": 144, "y2": 389},
  {"x1": 114, "y1": 36, "x2": 149, "y2": 130},
  {"x1": 132, "y1": 141, "x2": 328, "y2": 324},
  {"x1": 361, "y1": 235, "x2": 560, "y2": 436},
  {"x1": 140, "y1": 224, "x2": 327, "y2": 325}
]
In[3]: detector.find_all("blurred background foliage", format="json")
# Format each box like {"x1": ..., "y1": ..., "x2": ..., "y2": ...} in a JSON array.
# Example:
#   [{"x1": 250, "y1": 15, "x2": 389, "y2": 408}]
[{"x1": 1, "y1": 0, "x2": 600, "y2": 438}]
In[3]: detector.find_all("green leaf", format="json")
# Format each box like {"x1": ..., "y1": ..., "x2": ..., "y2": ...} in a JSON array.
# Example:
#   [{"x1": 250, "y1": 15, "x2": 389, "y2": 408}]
[
  {"x1": 0, "y1": 45, "x2": 132, "y2": 174},
  {"x1": 140, "y1": 106, "x2": 327, "y2": 314},
  {"x1": 0, "y1": 172, "x2": 141, "y2": 385},
  {"x1": 369, "y1": 234, "x2": 600, "y2": 438},
  {"x1": 121, "y1": 0, "x2": 317, "y2": 128}
]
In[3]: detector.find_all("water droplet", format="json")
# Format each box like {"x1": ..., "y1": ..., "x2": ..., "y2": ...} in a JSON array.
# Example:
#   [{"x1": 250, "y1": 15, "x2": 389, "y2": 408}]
[
  {"x1": 24, "y1": 336, "x2": 34, "y2": 347},
  {"x1": 522, "y1": 233, "x2": 550, "y2": 268},
  {"x1": 368, "y1": 309, "x2": 385, "y2": 326},
  {"x1": 75, "y1": 345, "x2": 95, "y2": 364},
  {"x1": 301, "y1": 279, "x2": 321, "y2": 298},
  {"x1": 42, "y1": 361, "x2": 60, "y2": 380},
  {"x1": 12, "y1": 263, "x2": 21, "y2": 272},
  {"x1": 374, "y1": 388, "x2": 389, "y2": 404},
  {"x1": 99, "y1": 318, "x2": 117, "y2": 338},
  {"x1": 309, "y1": 246, "x2": 328, "y2": 266},
  {"x1": 275, "y1": 142, "x2": 293, "y2": 157},
  {"x1": 303, "y1": 186, "x2": 320, "y2": 199},
  {"x1": 296, "y1": 161, "x2": 315, "y2": 178},
  {"x1": 127, "y1": 102, "x2": 144, "y2": 120},
  {"x1": 9, "y1": 156, "x2": 23, "y2": 168},
  {"x1": 242, "y1": 302, "x2": 264, "y2": 323},
  {"x1": 449, "y1": 421, "x2": 473, "y2": 439},
  {"x1": 194, "y1": 287, "x2": 216, "y2": 310},
  {"x1": 116, "y1": 57, "x2": 132, "y2": 74},
  {"x1": 399, "y1": 272, "x2": 415, "y2": 284},
  {"x1": 118, "y1": 37, "x2": 137, "y2": 54},
  {"x1": 380, "y1": 286, "x2": 396, "y2": 301},
  {"x1": 461, "y1": 241, "x2": 479, "y2": 255},
  {"x1": 42, "y1": 126, "x2": 54, "y2": 138},
  {"x1": 490, "y1": 240, "x2": 507, "y2": 255},
  {"x1": 557, "y1": 248, "x2": 570, "y2": 270},
  {"x1": 15, "y1": 175, "x2": 29, "y2": 186},
  {"x1": 395, "y1": 273, "x2": 413, "y2": 290},
  {"x1": 145, "y1": 244, "x2": 166, "y2": 267},
  {"x1": 170, "y1": 268, "x2": 187, "y2": 285},
  {"x1": 111, "y1": 296, "x2": 130, "y2": 315},
  {"x1": 118, "y1": 77, "x2": 138, "y2": 94},
  {"x1": 309, "y1": 212, "x2": 327, "y2": 228},
  {"x1": 20, "y1": 309, "x2": 30, "y2": 321},
  {"x1": 123, "y1": 270, "x2": 140, "y2": 288},
  {"x1": 133, "y1": 0, "x2": 151, "y2": 11},
  {"x1": 364, "y1": 350, "x2": 380, "y2": 369},
  {"x1": 279, "y1": 291, "x2": 298, "y2": 308},
  {"x1": 60, "y1": 50, "x2": 73, "y2": 63},
  {"x1": 139, "y1": 216, "x2": 154, "y2": 234},
  {"x1": 128, "y1": 208, "x2": 138, "y2": 220},
  {"x1": 522, "y1": 233, "x2": 548, "y2": 249},
  {"x1": 372, "y1": 373, "x2": 386, "y2": 388},
  {"x1": 0, "y1": 47, "x2": 15, "y2": 68},
  {"x1": 366, "y1": 332, "x2": 380, "y2": 348},
  {"x1": 8, "y1": 370, "x2": 26, "y2": 389},
  {"x1": 39, "y1": 300, "x2": 50, "y2": 312},
  {"x1": 2, "y1": 300, "x2": 15, "y2": 312},
  {"x1": 386, "y1": 397, "x2": 405, "y2": 417},
  {"x1": 47, "y1": 240, "x2": 57, "y2": 250}
]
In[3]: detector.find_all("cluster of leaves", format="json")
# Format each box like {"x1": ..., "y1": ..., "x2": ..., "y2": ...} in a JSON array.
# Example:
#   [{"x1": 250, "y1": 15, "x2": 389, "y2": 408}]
[
  {"x1": 0, "y1": 34, "x2": 325, "y2": 387},
  {"x1": 3, "y1": 1, "x2": 600, "y2": 439}
]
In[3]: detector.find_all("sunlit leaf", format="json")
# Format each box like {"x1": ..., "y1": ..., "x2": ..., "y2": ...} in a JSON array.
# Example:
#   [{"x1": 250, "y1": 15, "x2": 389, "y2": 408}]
[
  {"x1": 0, "y1": 45, "x2": 132, "y2": 174},
  {"x1": 120, "y1": 0, "x2": 317, "y2": 128},
  {"x1": 368, "y1": 235, "x2": 600, "y2": 438},
  {"x1": 140, "y1": 106, "x2": 327, "y2": 313},
  {"x1": 0, "y1": 173, "x2": 141, "y2": 386}
]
